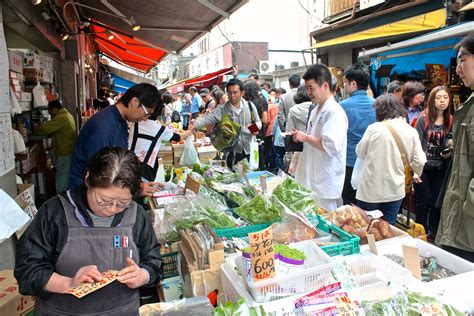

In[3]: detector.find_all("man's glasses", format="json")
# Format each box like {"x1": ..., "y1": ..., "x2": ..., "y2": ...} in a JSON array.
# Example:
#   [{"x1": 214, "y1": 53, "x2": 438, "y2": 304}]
[{"x1": 93, "y1": 188, "x2": 132, "y2": 209}]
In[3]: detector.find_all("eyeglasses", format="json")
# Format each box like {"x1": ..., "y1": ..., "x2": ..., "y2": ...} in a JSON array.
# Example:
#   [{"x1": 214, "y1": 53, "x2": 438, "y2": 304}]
[
  {"x1": 93, "y1": 188, "x2": 132, "y2": 209},
  {"x1": 227, "y1": 90, "x2": 241, "y2": 95},
  {"x1": 141, "y1": 104, "x2": 151, "y2": 117}
]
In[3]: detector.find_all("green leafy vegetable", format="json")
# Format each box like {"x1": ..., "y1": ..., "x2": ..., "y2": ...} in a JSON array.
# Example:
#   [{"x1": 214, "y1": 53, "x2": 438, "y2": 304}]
[
  {"x1": 228, "y1": 191, "x2": 250, "y2": 207},
  {"x1": 274, "y1": 244, "x2": 306, "y2": 260},
  {"x1": 234, "y1": 195, "x2": 282, "y2": 224},
  {"x1": 273, "y1": 177, "x2": 318, "y2": 215}
]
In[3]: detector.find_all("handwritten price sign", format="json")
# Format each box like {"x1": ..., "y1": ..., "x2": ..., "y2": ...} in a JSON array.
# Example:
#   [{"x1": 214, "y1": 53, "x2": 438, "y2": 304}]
[
  {"x1": 67, "y1": 270, "x2": 118, "y2": 299},
  {"x1": 248, "y1": 227, "x2": 276, "y2": 282}
]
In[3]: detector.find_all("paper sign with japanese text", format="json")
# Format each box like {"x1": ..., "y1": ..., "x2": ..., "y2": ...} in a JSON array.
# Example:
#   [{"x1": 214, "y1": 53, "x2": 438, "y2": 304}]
[
  {"x1": 248, "y1": 226, "x2": 275, "y2": 282},
  {"x1": 67, "y1": 270, "x2": 118, "y2": 299},
  {"x1": 184, "y1": 175, "x2": 200, "y2": 195},
  {"x1": 403, "y1": 245, "x2": 422, "y2": 280}
]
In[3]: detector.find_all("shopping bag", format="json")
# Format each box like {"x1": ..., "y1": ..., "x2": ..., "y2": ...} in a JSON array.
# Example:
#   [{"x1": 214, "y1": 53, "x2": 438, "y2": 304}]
[
  {"x1": 351, "y1": 158, "x2": 364, "y2": 190},
  {"x1": 249, "y1": 135, "x2": 259, "y2": 171},
  {"x1": 209, "y1": 114, "x2": 241, "y2": 150},
  {"x1": 180, "y1": 136, "x2": 200, "y2": 166}
]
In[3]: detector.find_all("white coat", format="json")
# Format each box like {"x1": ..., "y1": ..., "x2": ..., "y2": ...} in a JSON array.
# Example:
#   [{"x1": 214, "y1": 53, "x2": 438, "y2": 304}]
[{"x1": 295, "y1": 96, "x2": 348, "y2": 200}]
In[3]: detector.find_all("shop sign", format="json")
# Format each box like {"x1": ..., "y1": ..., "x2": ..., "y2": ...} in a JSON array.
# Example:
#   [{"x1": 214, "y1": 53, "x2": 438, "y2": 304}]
[{"x1": 189, "y1": 44, "x2": 232, "y2": 77}]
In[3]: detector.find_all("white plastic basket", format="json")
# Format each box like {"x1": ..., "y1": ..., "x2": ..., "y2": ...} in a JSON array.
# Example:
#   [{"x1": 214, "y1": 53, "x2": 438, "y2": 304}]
[
  {"x1": 342, "y1": 254, "x2": 413, "y2": 302},
  {"x1": 220, "y1": 257, "x2": 307, "y2": 314},
  {"x1": 230, "y1": 240, "x2": 333, "y2": 303}
]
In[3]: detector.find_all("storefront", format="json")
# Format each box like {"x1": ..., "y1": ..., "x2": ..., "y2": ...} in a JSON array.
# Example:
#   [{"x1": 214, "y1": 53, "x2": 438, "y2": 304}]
[{"x1": 359, "y1": 21, "x2": 474, "y2": 101}]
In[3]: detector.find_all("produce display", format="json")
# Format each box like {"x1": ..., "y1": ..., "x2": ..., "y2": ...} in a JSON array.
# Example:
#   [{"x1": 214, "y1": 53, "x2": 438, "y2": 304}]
[
  {"x1": 326, "y1": 205, "x2": 395, "y2": 245},
  {"x1": 362, "y1": 290, "x2": 464, "y2": 316},
  {"x1": 272, "y1": 176, "x2": 318, "y2": 215},
  {"x1": 384, "y1": 254, "x2": 456, "y2": 282},
  {"x1": 233, "y1": 195, "x2": 282, "y2": 224}
]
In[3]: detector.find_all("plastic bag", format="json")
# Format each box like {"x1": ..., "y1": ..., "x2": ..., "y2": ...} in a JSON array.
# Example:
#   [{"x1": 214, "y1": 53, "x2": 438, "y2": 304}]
[
  {"x1": 326, "y1": 204, "x2": 369, "y2": 228},
  {"x1": 271, "y1": 198, "x2": 319, "y2": 244},
  {"x1": 233, "y1": 194, "x2": 282, "y2": 224},
  {"x1": 180, "y1": 136, "x2": 200, "y2": 166},
  {"x1": 32, "y1": 82, "x2": 48, "y2": 108},
  {"x1": 351, "y1": 158, "x2": 364, "y2": 190},
  {"x1": 249, "y1": 135, "x2": 259, "y2": 171}
]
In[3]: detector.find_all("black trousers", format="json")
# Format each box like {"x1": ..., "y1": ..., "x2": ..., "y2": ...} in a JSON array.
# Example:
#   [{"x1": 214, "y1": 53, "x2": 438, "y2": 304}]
[
  {"x1": 342, "y1": 165, "x2": 357, "y2": 205},
  {"x1": 226, "y1": 151, "x2": 249, "y2": 170}
]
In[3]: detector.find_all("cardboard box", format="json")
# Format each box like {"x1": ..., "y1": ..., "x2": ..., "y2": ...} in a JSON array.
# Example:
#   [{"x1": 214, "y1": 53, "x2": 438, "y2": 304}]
[
  {"x1": 8, "y1": 50, "x2": 23, "y2": 74},
  {"x1": 19, "y1": 101, "x2": 32, "y2": 112},
  {"x1": 19, "y1": 92, "x2": 32, "y2": 102},
  {"x1": 15, "y1": 184, "x2": 37, "y2": 238},
  {"x1": 0, "y1": 270, "x2": 35, "y2": 316},
  {"x1": 23, "y1": 51, "x2": 40, "y2": 70}
]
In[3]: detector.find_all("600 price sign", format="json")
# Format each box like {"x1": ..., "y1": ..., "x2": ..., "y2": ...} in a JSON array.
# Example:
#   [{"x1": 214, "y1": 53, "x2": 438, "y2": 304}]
[{"x1": 248, "y1": 227, "x2": 276, "y2": 282}]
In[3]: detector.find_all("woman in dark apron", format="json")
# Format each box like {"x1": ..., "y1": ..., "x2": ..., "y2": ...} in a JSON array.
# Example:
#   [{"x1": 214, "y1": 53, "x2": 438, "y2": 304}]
[{"x1": 15, "y1": 147, "x2": 162, "y2": 315}]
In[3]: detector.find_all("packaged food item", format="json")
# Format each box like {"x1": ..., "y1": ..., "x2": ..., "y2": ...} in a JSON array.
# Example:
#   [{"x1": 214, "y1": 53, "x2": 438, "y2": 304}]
[
  {"x1": 326, "y1": 205, "x2": 369, "y2": 229},
  {"x1": 271, "y1": 202, "x2": 318, "y2": 244}
]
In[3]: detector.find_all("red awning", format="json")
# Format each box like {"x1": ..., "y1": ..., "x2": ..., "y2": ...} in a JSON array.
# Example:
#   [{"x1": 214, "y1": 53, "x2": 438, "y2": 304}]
[
  {"x1": 90, "y1": 22, "x2": 167, "y2": 73},
  {"x1": 165, "y1": 67, "x2": 234, "y2": 93}
]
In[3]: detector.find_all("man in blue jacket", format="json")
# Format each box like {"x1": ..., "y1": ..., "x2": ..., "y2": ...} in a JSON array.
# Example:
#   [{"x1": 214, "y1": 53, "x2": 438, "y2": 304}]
[
  {"x1": 340, "y1": 65, "x2": 376, "y2": 205},
  {"x1": 69, "y1": 83, "x2": 162, "y2": 191}
]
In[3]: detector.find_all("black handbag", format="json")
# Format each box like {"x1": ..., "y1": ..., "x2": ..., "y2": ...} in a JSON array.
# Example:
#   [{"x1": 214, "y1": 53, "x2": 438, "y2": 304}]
[{"x1": 284, "y1": 134, "x2": 303, "y2": 152}]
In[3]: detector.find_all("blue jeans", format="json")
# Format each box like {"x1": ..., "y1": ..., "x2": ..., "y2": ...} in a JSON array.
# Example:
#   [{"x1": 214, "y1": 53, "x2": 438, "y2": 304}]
[
  {"x1": 274, "y1": 146, "x2": 285, "y2": 172},
  {"x1": 357, "y1": 199, "x2": 403, "y2": 224}
]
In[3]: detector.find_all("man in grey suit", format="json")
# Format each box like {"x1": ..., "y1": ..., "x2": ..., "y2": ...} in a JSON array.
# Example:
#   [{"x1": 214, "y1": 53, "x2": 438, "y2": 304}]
[{"x1": 278, "y1": 74, "x2": 301, "y2": 131}]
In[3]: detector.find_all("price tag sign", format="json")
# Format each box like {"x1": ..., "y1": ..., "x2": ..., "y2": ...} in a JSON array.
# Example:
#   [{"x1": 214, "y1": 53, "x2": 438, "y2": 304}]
[
  {"x1": 333, "y1": 293, "x2": 361, "y2": 315},
  {"x1": 184, "y1": 174, "x2": 201, "y2": 195},
  {"x1": 67, "y1": 270, "x2": 118, "y2": 298},
  {"x1": 403, "y1": 245, "x2": 422, "y2": 280},
  {"x1": 259, "y1": 176, "x2": 268, "y2": 195},
  {"x1": 248, "y1": 226, "x2": 276, "y2": 282}
]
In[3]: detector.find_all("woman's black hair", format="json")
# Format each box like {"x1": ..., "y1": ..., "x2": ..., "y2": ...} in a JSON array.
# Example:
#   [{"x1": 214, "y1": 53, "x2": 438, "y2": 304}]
[
  {"x1": 85, "y1": 147, "x2": 141, "y2": 196},
  {"x1": 293, "y1": 85, "x2": 311, "y2": 104},
  {"x1": 373, "y1": 94, "x2": 407, "y2": 122}
]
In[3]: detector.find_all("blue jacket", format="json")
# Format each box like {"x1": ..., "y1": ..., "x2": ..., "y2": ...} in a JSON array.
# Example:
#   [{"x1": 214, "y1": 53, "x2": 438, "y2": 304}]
[
  {"x1": 272, "y1": 119, "x2": 285, "y2": 147},
  {"x1": 340, "y1": 90, "x2": 375, "y2": 167},
  {"x1": 69, "y1": 105, "x2": 129, "y2": 189}
]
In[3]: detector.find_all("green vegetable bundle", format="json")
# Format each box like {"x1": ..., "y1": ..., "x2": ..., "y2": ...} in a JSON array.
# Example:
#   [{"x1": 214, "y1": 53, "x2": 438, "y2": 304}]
[
  {"x1": 228, "y1": 191, "x2": 251, "y2": 207},
  {"x1": 273, "y1": 177, "x2": 318, "y2": 215},
  {"x1": 274, "y1": 244, "x2": 306, "y2": 260},
  {"x1": 234, "y1": 195, "x2": 282, "y2": 224},
  {"x1": 362, "y1": 290, "x2": 464, "y2": 316}
]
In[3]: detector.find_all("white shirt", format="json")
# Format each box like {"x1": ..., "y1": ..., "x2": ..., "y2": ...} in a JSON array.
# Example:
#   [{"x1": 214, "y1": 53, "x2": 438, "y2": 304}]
[
  {"x1": 295, "y1": 96, "x2": 348, "y2": 199},
  {"x1": 355, "y1": 117, "x2": 426, "y2": 203},
  {"x1": 128, "y1": 120, "x2": 175, "y2": 168}
]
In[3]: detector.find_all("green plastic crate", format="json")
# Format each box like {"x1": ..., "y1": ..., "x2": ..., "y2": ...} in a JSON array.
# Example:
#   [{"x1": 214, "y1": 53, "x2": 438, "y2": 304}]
[
  {"x1": 214, "y1": 214, "x2": 359, "y2": 256},
  {"x1": 312, "y1": 214, "x2": 360, "y2": 256},
  {"x1": 162, "y1": 251, "x2": 179, "y2": 279},
  {"x1": 213, "y1": 222, "x2": 272, "y2": 239}
]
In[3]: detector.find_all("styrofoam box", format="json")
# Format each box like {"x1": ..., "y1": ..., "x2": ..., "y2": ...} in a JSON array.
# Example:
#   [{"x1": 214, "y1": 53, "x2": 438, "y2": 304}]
[
  {"x1": 19, "y1": 101, "x2": 32, "y2": 112},
  {"x1": 8, "y1": 50, "x2": 23, "y2": 73},
  {"x1": 232, "y1": 240, "x2": 334, "y2": 303},
  {"x1": 23, "y1": 51, "x2": 40, "y2": 70},
  {"x1": 375, "y1": 238, "x2": 474, "y2": 280},
  {"x1": 20, "y1": 92, "x2": 32, "y2": 102}
]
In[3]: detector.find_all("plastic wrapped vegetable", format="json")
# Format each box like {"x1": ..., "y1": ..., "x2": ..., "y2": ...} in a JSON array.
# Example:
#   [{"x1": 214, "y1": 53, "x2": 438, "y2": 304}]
[
  {"x1": 362, "y1": 290, "x2": 465, "y2": 316},
  {"x1": 234, "y1": 194, "x2": 282, "y2": 224},
  {"x1": 272, "y1": 174, "x2": 318, "y2": 215}
]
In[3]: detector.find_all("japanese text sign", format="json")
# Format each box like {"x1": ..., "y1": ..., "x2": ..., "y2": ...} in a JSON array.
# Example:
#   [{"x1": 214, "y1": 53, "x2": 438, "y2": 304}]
[
  {"x1": 248, "y1": 227, "x2": 275, "y2": 282},
  {"x1": 67, "y1": 270, "x2": 118, "y2": 299}
]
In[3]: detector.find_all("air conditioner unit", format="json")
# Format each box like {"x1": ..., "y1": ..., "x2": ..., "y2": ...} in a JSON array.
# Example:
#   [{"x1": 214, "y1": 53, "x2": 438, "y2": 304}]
[{"x1": 259, "y1": 60, "x2": 273, "y2": 74}]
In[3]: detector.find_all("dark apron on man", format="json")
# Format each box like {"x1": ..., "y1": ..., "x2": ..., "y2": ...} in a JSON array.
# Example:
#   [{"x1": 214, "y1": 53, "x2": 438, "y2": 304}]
[{"x1": 34, "y1": 192, "x2": 140, "y2": 315}]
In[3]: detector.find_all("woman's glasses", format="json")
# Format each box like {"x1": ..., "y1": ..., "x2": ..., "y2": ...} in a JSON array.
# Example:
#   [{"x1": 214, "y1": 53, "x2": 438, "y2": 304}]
[{"x1": 93, "y1": 189, "x2": 132, "y2": 209}]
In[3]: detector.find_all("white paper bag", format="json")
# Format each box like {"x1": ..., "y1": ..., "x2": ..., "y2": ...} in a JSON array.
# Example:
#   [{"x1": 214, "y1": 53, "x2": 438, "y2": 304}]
[{"x1": 249, "y1": 136, "x2": 259, "y2": 171}]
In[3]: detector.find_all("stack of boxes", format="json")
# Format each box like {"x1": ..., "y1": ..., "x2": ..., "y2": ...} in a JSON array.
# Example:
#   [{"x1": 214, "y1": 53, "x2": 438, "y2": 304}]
[{"x1": 40, "y1": 55, "x2": 54, "y2": 83}]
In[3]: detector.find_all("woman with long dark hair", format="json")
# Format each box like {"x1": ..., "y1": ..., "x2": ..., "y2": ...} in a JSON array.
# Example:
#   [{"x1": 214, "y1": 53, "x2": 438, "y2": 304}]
[
  {"x1": 414, "y1": 86, "x2": 453, "y2": 241},
  {"x1": 401, "y1": 81, "x2": 425, "y2": 126}
]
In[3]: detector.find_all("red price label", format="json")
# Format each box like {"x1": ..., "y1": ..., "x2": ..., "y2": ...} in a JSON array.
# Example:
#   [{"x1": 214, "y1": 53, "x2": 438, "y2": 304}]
[{"x1": 248, "y1": 227, "x2": 275, "y2": 282}]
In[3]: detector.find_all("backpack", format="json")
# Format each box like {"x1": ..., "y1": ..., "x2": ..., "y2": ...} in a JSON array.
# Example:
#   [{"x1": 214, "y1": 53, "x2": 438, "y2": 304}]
[{"x1": 130, "y1": 123, "x2": 166, "y2": 181}]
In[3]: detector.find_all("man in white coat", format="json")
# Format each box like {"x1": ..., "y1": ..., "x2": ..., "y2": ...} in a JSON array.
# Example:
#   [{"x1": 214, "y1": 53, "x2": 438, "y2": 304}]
[{"x1": 291, "y1": 64, "x2": 348, "y2": 211}]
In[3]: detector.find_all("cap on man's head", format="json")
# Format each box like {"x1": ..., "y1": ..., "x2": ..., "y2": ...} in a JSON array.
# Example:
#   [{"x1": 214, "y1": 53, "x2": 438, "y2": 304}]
[
  {"x1": 199, "y1": 88, "x2": 210, "y2": 97},
  {"x1": 189, "y1": 86, "x2": 198, "y2": 92}
]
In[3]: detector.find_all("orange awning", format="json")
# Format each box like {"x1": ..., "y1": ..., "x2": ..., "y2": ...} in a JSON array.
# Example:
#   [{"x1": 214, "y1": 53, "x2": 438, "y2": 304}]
[
  {"x1": 90, "y1": 22, "x2": 167, "y2": 73},
  {"x1": 165, "y1": 67, "x2": 234, "y2": 93}
]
